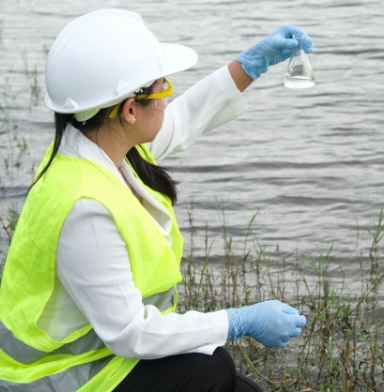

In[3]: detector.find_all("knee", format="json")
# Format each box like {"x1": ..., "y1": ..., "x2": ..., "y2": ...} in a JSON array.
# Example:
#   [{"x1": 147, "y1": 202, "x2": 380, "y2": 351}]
[{"x1": 187, "y1": 347, "x2": 236, "y2": 392}]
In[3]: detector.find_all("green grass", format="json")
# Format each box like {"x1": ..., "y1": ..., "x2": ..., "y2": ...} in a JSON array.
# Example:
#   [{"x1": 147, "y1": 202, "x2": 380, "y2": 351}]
[
  {"x1": 0, "y1": 176, "x2": 384, "y2": 392},
  {"x1": 0, "y1": 197, "x2": 383, "y2": 391},
  {"x1": 0, "y1": 20, "x2": 3, "y2": 44},
  {"x1": 0, "y1": 22, "x2": 383, "y2": 391},
  {"x1": 1, "y1": 204, "x2": 383, "y2": 390},
  {"x1": 0, "y1": 205, "x2": 19, "y2": 282},
  {"x1": 178, "y1": 208, "x2": 384, "y2": 392}
]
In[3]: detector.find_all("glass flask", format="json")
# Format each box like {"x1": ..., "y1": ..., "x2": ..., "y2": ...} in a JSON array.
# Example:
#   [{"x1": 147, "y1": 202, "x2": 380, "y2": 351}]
[{"x1": 284, "y1": 33, "x2": 315, "y2": 89}]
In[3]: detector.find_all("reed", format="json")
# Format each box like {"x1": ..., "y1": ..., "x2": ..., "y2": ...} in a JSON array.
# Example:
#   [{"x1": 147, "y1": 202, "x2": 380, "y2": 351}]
[
  {"x1": 0, "y1": 205, "x2": 19, "y2": 282},
  {"x1": 0, "y1": 196, "x2": 383, "y2": 391},
  {"x1": 22, "y1": 51, "x2": 41, "y2": 107},
  {"x1": 0, "y1": 81, "x2": 30, "y2": 176},
  {"x1": 179, "y1": 207, "x2": 384, "y2": 392},
  {"x1": 0, "y1": 24, "x2": 383, "y2": 391},
  {"x1": 0, "y1": 19, "x2": 3, "y2": 44}
]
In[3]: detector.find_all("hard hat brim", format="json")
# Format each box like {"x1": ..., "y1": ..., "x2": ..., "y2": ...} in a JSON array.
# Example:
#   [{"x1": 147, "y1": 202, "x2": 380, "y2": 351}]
[{"x1": 160, "y1": 43, "x2": 198, "y2": 77}]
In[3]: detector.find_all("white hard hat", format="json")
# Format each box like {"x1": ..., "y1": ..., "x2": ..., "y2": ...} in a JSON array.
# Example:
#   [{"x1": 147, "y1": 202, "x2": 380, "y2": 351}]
[{"x1": 44, "y1": 9, "x2": 198, "y2": 119}]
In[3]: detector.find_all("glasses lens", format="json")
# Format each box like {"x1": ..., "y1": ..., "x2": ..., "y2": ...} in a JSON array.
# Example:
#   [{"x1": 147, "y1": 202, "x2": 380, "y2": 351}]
[
  {"x1": 154, "y1": 98, "x2": 169, "y2": 111},
  {"x1": 163, "y1": 80, "x2": 170, "y2": 92}
]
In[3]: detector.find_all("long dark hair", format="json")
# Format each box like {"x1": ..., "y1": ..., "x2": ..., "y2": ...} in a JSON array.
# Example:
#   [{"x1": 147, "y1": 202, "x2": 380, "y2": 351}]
[{"x1": 30, "y1": 85, "x2": 178, "y2": 204}]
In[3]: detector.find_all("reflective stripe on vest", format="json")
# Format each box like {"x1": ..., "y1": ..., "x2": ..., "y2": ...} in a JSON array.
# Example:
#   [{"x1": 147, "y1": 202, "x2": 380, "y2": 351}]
[
  {"x1": 142, "y1": 286, "x2": 175, "y2": 309},
  {"x1": 0, "y1": 356, "x2": 113, "y2": 392},
  {"x1": 0, "y1": 287, "x2": 175, "y2": 365},
  {"x1": 0, "y1": 323, "x2": 105, "y2": 365}
]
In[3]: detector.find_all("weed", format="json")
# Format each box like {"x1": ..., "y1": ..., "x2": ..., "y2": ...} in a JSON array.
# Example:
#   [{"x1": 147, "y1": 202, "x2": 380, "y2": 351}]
[
  {"x1": 0, "y1": 205, "x2": 20, "y2": 283},
  {"x1": 178, "y1": 206, "x2": 384, "y2": 391},
  {"x1": 22, "y1": 51, "x2": 41, "y2": 107},
  {"x1": 0, "y1": 205, "x2": 19, "y2": 245},
  {"x1": 0, "y1": 194, "x2": 383, "y2": 391}
]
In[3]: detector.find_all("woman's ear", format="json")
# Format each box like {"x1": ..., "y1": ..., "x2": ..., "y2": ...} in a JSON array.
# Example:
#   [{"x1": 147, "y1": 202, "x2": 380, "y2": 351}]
[{"x1": 121, "y1": 98, "x2": 137, "y2": 124}]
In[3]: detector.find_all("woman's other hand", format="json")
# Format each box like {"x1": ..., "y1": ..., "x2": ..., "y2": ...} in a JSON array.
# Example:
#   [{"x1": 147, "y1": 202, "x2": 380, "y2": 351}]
[{"x1": 226, "y1": 299, "x2": 306, "y2": 348}]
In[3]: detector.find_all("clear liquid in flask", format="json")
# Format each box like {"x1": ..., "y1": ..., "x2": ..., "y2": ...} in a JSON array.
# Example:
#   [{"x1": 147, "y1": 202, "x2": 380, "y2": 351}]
[{"x1": 284, "y1": 65, "x2": 315, "y2": 89}]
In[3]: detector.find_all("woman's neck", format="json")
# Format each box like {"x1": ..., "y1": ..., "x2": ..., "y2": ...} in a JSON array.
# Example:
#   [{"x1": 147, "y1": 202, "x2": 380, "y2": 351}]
[{"x1": 82, "y1": 124, "x2": 134, "y2": 167}]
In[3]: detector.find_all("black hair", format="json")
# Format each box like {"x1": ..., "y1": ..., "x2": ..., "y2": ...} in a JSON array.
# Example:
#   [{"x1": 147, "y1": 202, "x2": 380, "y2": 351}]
[{"x1": 30, "y1": 83, "x2": 178, "y2": 204}]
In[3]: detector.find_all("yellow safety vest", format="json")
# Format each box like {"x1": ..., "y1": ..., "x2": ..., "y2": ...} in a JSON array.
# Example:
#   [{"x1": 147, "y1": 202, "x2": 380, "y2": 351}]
[{"x1": 0, "y1": 144, "x2": 184, "y2": 391}]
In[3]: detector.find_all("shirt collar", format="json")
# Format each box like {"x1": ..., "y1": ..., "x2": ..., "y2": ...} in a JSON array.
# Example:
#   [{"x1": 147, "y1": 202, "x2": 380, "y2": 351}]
[{"x1": 59, "y1": 124, "x2": 127, "y2": 187}]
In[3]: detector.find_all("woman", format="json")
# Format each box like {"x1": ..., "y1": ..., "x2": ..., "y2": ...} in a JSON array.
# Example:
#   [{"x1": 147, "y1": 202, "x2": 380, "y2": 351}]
[{"x1": 0, "y1": 9, "x2": 312, "y2": 392}]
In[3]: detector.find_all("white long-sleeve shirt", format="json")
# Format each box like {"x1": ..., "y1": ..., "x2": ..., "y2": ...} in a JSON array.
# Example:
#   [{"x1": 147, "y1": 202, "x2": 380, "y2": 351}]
[{"x1": 36, "y1": 65, "x2": 248, "y2": 359}]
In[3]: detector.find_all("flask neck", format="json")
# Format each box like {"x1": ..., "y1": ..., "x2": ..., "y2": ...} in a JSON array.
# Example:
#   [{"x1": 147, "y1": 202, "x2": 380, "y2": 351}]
[{"x1": 292, "y1": 33, "x2": 305, "y2": 56}]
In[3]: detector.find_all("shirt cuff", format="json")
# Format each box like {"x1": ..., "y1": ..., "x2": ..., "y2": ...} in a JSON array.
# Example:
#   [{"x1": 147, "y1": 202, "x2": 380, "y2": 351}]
[{"x1": 182, "y1": 309, "x2": 229, "y2": 356}]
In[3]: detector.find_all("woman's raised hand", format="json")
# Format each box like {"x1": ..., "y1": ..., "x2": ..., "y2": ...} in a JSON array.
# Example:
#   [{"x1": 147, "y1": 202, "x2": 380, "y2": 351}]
[{"x1": 237, "y1": 25, "x2": 313, "y2": 80}]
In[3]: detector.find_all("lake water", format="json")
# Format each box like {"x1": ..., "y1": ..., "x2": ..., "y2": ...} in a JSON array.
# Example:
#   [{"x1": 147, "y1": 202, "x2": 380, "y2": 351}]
[{"x1": 0, "y1": 0, "x2": 383, "y2": 291}]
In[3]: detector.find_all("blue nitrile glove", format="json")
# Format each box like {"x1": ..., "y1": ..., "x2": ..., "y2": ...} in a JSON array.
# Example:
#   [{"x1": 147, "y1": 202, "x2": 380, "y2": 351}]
[
  {"x1": 226, "y1": 300, "x2": 306, "y2": 349},
  {"x1": 237, "y1": 25, "x2": 313, "y2": 80}
]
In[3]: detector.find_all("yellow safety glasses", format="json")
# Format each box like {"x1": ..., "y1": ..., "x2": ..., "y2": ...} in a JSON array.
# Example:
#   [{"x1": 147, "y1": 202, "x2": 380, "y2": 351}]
[
  {"x1": 109, "y1": 77, "x2": 172, "y2": 119},
  {"x1": 136, "y1": 77, "x2": 172, "y2": 100}
]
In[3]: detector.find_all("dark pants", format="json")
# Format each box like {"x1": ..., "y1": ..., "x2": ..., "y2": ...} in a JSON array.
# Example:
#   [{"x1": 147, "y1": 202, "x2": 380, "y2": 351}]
[{"x1": 113, "y1": 347, "x2": 263, "y2": 392}]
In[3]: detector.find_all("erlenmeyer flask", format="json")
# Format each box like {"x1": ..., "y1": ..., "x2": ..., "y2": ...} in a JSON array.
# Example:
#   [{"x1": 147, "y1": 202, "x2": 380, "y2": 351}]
[{"x1": 284, "y1": 33, "x2": 315, "y2": 89}]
